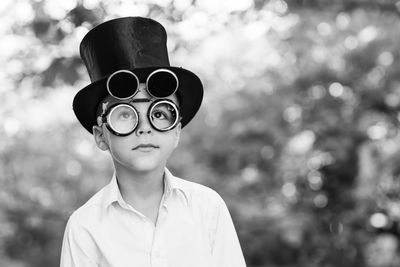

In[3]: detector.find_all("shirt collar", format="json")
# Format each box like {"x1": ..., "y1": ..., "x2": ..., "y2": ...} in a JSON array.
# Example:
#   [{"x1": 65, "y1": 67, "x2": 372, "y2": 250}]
[
  {"x1": 102, "y1": 173, "x2": 126, "y2": 209},
  {"x1": 163, "y1": 168, "x2": 187, "y2": 198},
  {"x1": 102, "y1": 168, "x2": 187, "y2": 209}
]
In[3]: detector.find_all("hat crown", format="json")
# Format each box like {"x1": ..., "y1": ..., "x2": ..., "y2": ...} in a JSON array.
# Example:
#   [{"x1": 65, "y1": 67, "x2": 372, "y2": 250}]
[{"x1": 80, "y1": 17, "x2": 170, "y2": 82}]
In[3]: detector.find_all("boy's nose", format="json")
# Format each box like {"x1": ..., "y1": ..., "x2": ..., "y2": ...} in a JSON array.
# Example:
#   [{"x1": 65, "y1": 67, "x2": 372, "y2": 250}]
[
  {"x1": 137, "y1": 128, "x2": 152, "y2": 135},
  {"x1": 135, "y1": 112, "x2": 153, "y2": 136}
]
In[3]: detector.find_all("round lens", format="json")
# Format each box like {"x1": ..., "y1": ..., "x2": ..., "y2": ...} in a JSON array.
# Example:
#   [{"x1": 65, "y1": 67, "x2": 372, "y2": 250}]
[
  {"x1": 108, "y1": 104, "x2": 138, "y2": 135},
  {"x1": 107, "y1": 70, "x2": 139, "y2": 100},
  {"x1": 146, "y1": 69, "x2": 178, "y2": 98},
  {"x1": 149, "y1": 100, "x2": 179, "y2": 131}
]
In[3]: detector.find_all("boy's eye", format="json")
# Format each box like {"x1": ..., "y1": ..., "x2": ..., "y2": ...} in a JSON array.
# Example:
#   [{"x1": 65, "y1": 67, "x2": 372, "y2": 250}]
[
  {"x1": 120, "y1": 112, "x2": 132, "y2": 119},
  {"x1": 110, "y1": 105, "x2": 136, "y2": 123},
  {"x1": 152, "y1": 111, "x2": 168, "y2": 120}
]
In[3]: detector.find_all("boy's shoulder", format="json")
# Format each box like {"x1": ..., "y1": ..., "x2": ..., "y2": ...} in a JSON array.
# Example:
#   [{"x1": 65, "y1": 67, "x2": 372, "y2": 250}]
[
  {"x1": 168, "y1": 173, "x2": 225, "y2": 208},
  {"x1": 67, "y1": 184, "x2": 109, "y2": 227},
  {"x1": 171, "y1": 175, "x2": 217, "y2": 196}
]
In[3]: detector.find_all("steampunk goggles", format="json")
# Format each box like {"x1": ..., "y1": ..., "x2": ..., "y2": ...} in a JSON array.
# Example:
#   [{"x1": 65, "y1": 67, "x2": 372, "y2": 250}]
[
  {"x1": 107, "y1": 69, "x2": 179, "y2": 100},
  {"x1": 98, "y1": 69, "x2": 180, "y2": 136}
]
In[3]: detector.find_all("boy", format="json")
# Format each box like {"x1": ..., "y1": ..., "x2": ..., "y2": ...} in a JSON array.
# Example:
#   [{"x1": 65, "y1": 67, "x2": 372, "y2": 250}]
[{"x1": 60, "y1": 17, "x2": 246, "y2": 267}]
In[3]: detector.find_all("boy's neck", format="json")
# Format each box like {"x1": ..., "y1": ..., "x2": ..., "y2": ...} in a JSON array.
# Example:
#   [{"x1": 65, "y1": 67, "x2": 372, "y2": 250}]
[{"x1": 114, "y1": 165, "x2": 165, "y2": 206}]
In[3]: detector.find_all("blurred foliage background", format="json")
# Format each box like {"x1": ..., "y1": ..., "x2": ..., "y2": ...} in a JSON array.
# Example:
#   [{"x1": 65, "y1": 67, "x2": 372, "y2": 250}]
[{"x1": 1, "y1": 0, "x2": 400, "y2": 266}]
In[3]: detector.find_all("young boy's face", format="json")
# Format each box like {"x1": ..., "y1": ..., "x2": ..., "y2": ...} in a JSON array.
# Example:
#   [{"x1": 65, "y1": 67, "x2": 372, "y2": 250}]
[{"x1": 92, "y1": 83, "x2": 181, "y2": 174}]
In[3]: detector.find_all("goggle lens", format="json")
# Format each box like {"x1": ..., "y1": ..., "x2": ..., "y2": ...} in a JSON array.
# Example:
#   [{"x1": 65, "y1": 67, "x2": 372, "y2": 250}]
[
  {"x1": 108, "y1": 104, "x2": 138, "y2": 135},
  {"x1": 107, "y1": 71, "x2": 139, "y2": 99},
  {"x1": 146, "y1": 70, "x2": 178, "y2": 98},
  {"x1": 150, "y1": 101, "x2": 179, "y2": 131}
]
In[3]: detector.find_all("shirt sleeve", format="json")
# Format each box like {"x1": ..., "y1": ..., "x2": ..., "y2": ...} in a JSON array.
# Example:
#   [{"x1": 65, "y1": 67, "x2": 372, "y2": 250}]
[
  {"x1": 60, "y1": 215, "x2": 99, "y2": 267},
  {"x1": 210, "y1": 194, "x2": 247, "y2": 267}
]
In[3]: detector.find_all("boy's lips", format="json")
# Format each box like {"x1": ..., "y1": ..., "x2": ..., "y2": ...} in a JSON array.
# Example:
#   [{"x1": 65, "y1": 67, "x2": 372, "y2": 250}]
[{"x1": 132, "y1": 144, "x2": 159, "y2": 150}]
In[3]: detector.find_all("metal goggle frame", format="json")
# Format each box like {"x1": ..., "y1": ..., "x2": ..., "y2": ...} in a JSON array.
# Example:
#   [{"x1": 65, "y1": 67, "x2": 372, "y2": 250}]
[
  {"x1": 99, "y1": 99, "x2": 180, "y2": 136},
  {"x1": 106, "y1": 68, "x2": 179, "y2": 100}
]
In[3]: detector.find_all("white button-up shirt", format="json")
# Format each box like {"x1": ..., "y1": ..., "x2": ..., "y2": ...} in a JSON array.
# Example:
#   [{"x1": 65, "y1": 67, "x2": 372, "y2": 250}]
[{"x1": 60, "y1": 169, "x2": 246, "y2": 267}]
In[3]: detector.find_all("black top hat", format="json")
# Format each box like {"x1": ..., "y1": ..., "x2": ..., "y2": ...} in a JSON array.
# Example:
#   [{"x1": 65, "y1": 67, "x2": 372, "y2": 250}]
[{"x1": 73, "y1": 17, "x2": 203, "y2": 134}]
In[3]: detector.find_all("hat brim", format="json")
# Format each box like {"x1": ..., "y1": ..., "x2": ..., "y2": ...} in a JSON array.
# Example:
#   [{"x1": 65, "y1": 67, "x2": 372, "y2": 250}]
[{"x1": 73, "y1": 66, "x2": 203, "y2": 134}]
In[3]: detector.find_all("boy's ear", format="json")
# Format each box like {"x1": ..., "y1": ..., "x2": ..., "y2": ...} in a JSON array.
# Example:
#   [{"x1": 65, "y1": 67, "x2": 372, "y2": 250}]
[
  {"x1": 173, "y1": 123, "x2": 182, "y2": 149},
  {"x1": 93, "y1": 125, "x2": 109, "y2": 151}
]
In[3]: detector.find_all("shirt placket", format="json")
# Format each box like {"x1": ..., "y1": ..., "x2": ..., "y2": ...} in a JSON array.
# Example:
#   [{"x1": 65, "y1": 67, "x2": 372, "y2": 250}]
[{"x1": 150, "y1": 194, "x2": 170, "y2": 267}]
